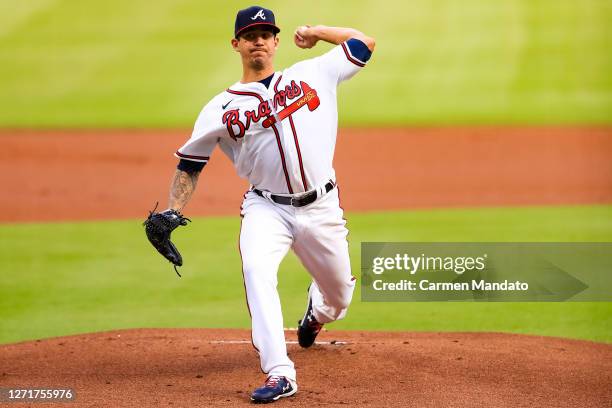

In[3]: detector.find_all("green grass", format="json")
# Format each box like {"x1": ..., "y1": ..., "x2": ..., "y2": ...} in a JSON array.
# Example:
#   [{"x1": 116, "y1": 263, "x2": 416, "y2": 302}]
[
  {"x1": 1, "y1": 205, "x2": 611, "y2": 345},
  {"x1": 0, "y1": 0, "x2": 609, "y2": 127}
]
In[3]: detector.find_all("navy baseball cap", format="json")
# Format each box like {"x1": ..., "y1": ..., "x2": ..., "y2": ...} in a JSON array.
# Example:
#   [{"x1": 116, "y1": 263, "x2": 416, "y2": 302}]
[{"x1": 234, "y1": 6, "x2": 280, "y2": 38}]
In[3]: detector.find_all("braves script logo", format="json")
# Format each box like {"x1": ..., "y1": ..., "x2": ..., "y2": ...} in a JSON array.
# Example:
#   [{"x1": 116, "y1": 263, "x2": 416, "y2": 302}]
[
  {"x1": 251, "y1": 9, "x2": 266, "y2": 20},
  {"x1": 222, "y1": 80, "x2": 320, "y2": 140}
]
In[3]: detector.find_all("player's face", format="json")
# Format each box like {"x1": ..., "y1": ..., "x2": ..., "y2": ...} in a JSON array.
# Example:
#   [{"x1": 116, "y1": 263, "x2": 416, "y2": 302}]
[{"x1": 232, "y1": 28, "x2": 279, "y2": 71}]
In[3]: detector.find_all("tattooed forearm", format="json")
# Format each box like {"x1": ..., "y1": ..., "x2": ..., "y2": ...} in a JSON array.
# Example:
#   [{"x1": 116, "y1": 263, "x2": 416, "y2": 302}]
[{"x1": 168, "y1": 169, "x2": 201, "y2": 211}]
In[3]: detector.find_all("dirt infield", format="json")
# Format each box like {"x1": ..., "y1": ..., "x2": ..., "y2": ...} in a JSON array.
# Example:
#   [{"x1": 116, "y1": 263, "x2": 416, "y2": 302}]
[
  {"x1": 2, "y1": 126, "x2": 611, "y2": 222},
  {"x1": 1, "y1": 328, "x2": 610, "y2": 407}
]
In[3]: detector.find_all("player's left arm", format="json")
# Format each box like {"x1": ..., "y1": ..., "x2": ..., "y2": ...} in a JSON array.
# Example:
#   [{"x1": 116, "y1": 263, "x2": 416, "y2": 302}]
[
  {"x1": 294, "y1": 25, "x2": 375, "y2": 52},
  {"x1": 167, "y1": 166, "x2": 202, "y2": 212}
]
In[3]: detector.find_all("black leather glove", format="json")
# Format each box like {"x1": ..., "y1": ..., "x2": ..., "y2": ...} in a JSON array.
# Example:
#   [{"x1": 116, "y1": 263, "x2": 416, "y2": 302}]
[{"x1": 143, "y1": 204, "x2": 190, "y2": 277}]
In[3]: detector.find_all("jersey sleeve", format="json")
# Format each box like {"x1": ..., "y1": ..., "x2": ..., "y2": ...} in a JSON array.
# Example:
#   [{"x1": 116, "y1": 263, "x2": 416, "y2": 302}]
[
  {"x1": 175, "y1": 101, "x2": 224, "y2": 163},
  {"x1": 315, "y1": 38, "x2": 372, "y2": 86}
]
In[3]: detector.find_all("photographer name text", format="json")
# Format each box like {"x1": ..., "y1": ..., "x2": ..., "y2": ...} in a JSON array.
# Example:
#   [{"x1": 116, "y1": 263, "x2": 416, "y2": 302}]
[{"x1": 372, "y1": 279, "x2": 529, "y2": 291}]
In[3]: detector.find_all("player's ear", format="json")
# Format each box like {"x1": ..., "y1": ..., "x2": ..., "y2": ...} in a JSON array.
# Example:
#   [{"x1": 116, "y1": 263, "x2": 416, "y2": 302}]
[
  {"x1": 274, "y1": 35, "x2": 279, "y2": 49},
  {"x1": 231, "y1": 37, "x2": 240, "y2": 51}
]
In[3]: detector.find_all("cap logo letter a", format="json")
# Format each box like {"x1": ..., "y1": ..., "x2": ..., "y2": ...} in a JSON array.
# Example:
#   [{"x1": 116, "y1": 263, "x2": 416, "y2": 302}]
[{"x1": 251, "y1": 9, "x2": 266, "y2": 20}]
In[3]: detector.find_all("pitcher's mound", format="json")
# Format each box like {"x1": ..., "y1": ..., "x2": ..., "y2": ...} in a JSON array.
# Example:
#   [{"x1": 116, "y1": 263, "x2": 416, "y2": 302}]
[{"x1": 1, "y1": 329, "x2": 610, "y2": 407}]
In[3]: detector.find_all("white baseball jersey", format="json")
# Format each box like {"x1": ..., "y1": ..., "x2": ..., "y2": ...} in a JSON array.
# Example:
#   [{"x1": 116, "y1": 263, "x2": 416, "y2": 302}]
[{"x1": 176, "y1": 39, "x2": 370, "y2": 194}]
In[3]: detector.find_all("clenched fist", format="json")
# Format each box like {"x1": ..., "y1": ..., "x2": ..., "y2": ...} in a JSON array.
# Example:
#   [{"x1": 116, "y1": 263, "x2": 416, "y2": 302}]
[{"x1": 294, "y1": 25, "x2": 319, "y2": 49}]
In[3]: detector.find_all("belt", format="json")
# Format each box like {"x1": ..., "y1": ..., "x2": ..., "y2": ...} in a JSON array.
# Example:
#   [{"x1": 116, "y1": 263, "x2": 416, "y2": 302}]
[{"x1": 252, "y1": 181, "x2": 336, "y2": 207}]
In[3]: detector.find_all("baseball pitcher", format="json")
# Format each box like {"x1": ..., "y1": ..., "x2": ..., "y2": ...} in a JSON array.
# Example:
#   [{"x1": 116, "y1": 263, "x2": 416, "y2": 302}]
[{"x1": 144, "y1": 5, "x2": 374, "y2": 403}]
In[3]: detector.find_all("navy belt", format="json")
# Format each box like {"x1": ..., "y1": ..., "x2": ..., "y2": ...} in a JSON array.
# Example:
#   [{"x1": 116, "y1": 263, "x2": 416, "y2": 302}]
[{"x1": 252, "y1": 181, "x2": 336, "y2": 207}]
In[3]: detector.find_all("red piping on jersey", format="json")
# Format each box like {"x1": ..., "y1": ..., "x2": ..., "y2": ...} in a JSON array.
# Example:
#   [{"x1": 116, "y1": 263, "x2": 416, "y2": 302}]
[
  {"x1": 274, "y1": 75, "x2": 308, "y2": 191},
  {"x1": 288, "y1": 115, "x2": 308, "y2": 191},
  {"x1": 226, "y1": 88, "x2": 294, "y2": 194},
  {"x1": 336, "y1": 183, "x2": 357, "y2": 283},
  {"x1": 273, "y1": 75, "x2": 283, "y2": 94},
  {"x1": 269, "y1": 122, "x2": 294, "y2": 194},
  {"x1": 175, "y1": 151, "x2": 210, "y2": 161},
  {"x1": 237, "y1": 222, "x2": 250, "y2": 319},
  {"x1": 341, "y1": 42, "x2": 366, "y2": 67},
  {"x1": 238, "y1": 207, "x2": 262, "y2": 357},
  {"x1": 226, "y1": 88, "x2": 265, "y2": 103}
]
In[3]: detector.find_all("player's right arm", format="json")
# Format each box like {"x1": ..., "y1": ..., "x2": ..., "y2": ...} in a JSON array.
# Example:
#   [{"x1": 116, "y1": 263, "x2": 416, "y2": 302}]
[
  {"x1": 294, "y1": 25, "x2": 375, "y2": 52},
  {"x1": 294, "y1": 25, "x2": 375, "y2": 86}
]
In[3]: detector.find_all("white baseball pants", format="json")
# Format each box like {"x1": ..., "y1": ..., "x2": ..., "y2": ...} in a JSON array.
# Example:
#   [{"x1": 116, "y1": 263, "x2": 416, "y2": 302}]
[{"x1": 239, "y1": 187, "x2": 356, "y2": 381}]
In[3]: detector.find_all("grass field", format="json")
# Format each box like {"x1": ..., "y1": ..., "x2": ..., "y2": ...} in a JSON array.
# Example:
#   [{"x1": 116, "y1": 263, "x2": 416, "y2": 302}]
[
  {"x1": 0, "y1": 0, "x2": 610, "y2": 127},
  {"x1": 1, "y1": 205, "x2": 611, "y2": 345}
]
